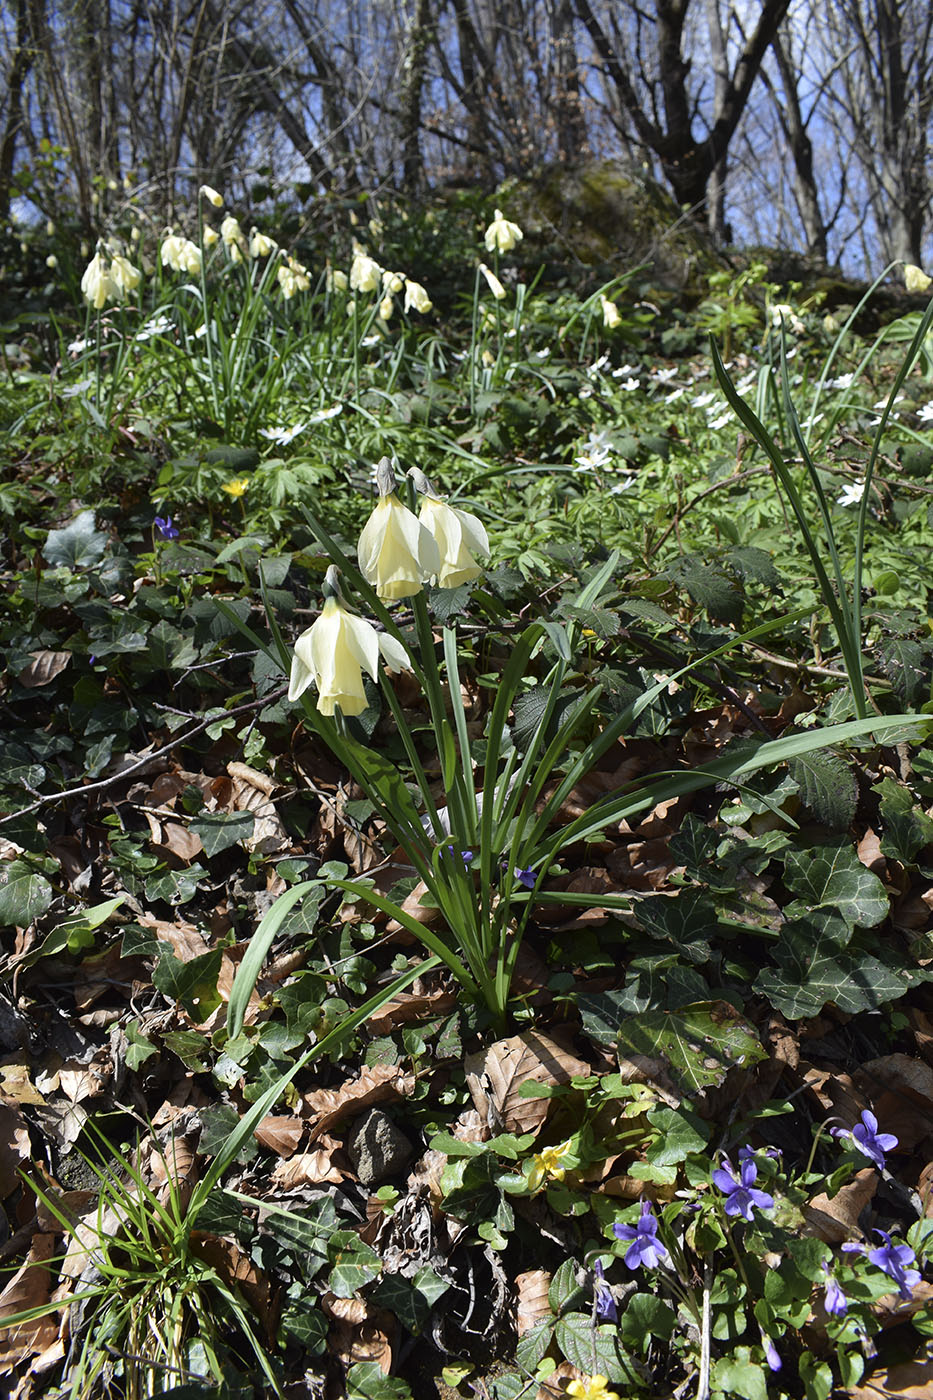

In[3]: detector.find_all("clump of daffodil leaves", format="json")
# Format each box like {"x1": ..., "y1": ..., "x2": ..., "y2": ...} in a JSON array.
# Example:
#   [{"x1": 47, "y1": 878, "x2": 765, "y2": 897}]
[{"x1": 224, "y1": 457, "x2": 923, "y2": 1035}]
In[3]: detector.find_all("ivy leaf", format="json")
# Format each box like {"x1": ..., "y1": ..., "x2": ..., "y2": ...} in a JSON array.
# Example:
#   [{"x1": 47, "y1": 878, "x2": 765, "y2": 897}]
[
  {"x1": 876, "y1": 776, "x2": 933, "y2": 867},
  {"x1": 615, "y1": 1001, "x2": 766, "y2": 1095},
  {"x1": 0, "y1": 860, "x2": 53, "y2": 928},
  {"x1": 788, "y1": 750, "x2": 857, "y2": 832},
  {"x1": 42, "y1": 510, "x2": 109, "y2": 569},
  {"x1": 345, "y1": 1363, "x2": 412, "y2": 1399},
  {"x1": 878, "y1": 638, "x2": 926, "y2": 707},
  {"x1": 371, "y1": 1266, "x2": 448, "y2": 1334},
  {"x1": 153, "y1": 945, "x2": 222, "y2": 1019},
  {"x1": 754, "y1": 918, "x2": 909, "y2": 1019},
  {"x1": 783, "y1": 844, "x2": 889, "y2": 928},
  {"x1": 190, "y1": 810, "x2": 256, "y2": 857},
  {"x1": 633, "y1": 889, "x2": 717, "y2": 963}
]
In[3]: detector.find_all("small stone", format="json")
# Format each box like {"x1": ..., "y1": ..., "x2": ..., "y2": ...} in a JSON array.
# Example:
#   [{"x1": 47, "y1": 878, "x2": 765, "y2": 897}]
[{"x1": 347, "y1": 1109, "x2": 415, "y2": 1185}]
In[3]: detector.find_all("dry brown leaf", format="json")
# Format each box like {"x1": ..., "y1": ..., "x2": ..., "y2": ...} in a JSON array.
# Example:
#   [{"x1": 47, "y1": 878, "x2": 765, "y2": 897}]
[
  {"x1": 0, "y1": 1104, "x2": 31, "y2": 1198},
  {"x1": 190, "y1": 1232, "x2": 276, "y2": 1336},
  {"x1": 857, "y1": 828, "x2": 887, "y2": 875},
  {"x1": 154, "y1": 821, "x2": 204, "y2": 864},
  {"x1": 303, "y1": 1066, "x2": 414, "y2": 1137},
  {"x1": 514, "y1": 1270, "x2": 552, "y2": 1337},
  {"x1": 854, "y1": 1055, "x2": 933, "y2": 1153},
  {"x1": 0, "y1": 1233, "x2": 61, "y2": 1367},
  {"x1": 367, "y1": 988, "x2": 458, "y2": 1034},
  {"x1": 465, "y1": 1033, "x2": 589, "y2": 1136},
  {"x1": 254, "y1": 1115, "x2": 304, "y2": 1157},
  {"x1": 17, "y1": 650, "x2": 71, "y2": 688},
  {"x1": 270, "y1": 1144, "x2": 344, "y2": 1188},
  {"x1": 138, "y1": 914, "x2": 210, "y2": 961},
  {"x1": 0, "y1": 1060, "x2": 46, "y2": 1107},
  {"x1": 803, "y1": 1167, "x2": 878, "y2": 1243}
]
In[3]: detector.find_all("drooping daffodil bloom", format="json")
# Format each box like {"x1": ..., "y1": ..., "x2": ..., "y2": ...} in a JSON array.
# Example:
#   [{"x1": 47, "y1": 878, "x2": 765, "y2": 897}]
[
  {"x1": 161, "y1": 234, "x2": 202, "y2": 275},
  {"x1": 404, "y1": 279, "x2": 432, "y2": 314},
  {"x1": 249, "y1": 228, "x2": 276, "y2": 258},
  {"x1": 327, "y1": 267, "x2": 349, "y2": 292},
  {"x1": 905, "y1": 263, "x2": 932, "y2": 293},
  {"x1": 109, "y1": 253, "x2": 142, "y2": 295},
  {"x1": 357, "y1": 458, "x2": 440, "y2": 600},
  {"x1": 202, "y1": 225, "x2": 220, "y2": 248},
  {"x1": 484, "y1": 207, "x2": 523, "y2": 254},
  {"x1": 600, "y1": 294, "x2": 621, "y2": 329},
  {"x1": 350, "y1": 246, "x2": 383, "y2": 294},
  {"x1": 382, "y1": 269, "x2": 404, "y2": 295},
  {"x1": 288, "y1": 566, "x2": 410, "y2": 714},
  {"x1": 199, "y1": 184, "x2": 223, "y2": 208},
  {"x1": 409, "y1": 467, "x2": 489, "y2": 588},
  {"x1": 80, "y1": 250, "x2": 120, "y2": 309},
  {"x1": 479, "y1": 263, "x2": 506, "y2": 300},
  {"x1": 277, "y1": 256, "x2": 310, "y2": 298},
  {"x1": 221, "y1": 214, "x2": 244, "y2": 246}
]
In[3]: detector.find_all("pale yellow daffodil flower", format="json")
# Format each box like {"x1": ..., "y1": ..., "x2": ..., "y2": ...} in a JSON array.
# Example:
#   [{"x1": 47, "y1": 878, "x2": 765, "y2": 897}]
[
  {"x1": 484, "y1": 208, "x2": 523, "y2": 254},
  {"x1": 288, "y1": 568, "x2": 410, "y2": 714},
  {"x1": 357, "y1": 459, "x2": 440, "y2": 600}
]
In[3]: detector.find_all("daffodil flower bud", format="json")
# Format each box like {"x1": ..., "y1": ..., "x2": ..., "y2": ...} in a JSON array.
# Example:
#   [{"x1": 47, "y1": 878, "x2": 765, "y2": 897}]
[
  {"x1": 484, "y1": 208, "x2": 523, "y2": 254},
  {"x1": 202, "y1": 225, "x2": 219, "y2": 248},
  {"x1": 199, "y1": 184, "x2": 224, "y2": 208},
  {"x1": 379, "y1": 293, "x2": 394, "y2": 321},
  {"x1": 249, "y1": 228, "x2": 276, "y2": 258},
  {"x1": 600, "y1": 295, "x2": 621, "y2": 329},
  {"x1": 479, "y1": 263, "x2": 506, "y2": 300},
  {"x1": 357, "y1": 459, "x2": 440, "y2": 599},
  {"x1": 905, "y1": 263, "x2": 932, "y2": 293}
]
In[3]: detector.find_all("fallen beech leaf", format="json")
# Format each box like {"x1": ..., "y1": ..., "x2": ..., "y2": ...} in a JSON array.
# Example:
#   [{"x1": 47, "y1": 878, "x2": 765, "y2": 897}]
[
  {"x1": 17, "y1": 650, "x2": 71, "y2": 688},
  {"x1": 0, "y1": 1233, "x2": 60, "y2": 1366},
  {"x1": 465, "y1": 1032, "x2": 589, "y2": 1136},
  {"x1": 0, "y1": 1104, "x2": 31, "y2": 1197},
  {"x1": 254, "y1": 1115, "x2": 304, "y2": 1157},
  {"x1": 367, "y1": 988, "x2": 458, "y2": 1034},
  {"x1": 154, "y1": 821, "x2": 204, "y2": 864},
  {"x1": 138, "y1": 914, "x2": 211, "y2": 961},
  {"x1": 270, "y1": 1146, "x2": 343, "y2": 1188},
  {"x1": 303, "y1": 1066, "x2": 414, "y2": 1137},
  {"x1": 804, "y1": 1167, "x2": 878, "y2": 1243},
  {"x1": 514, "y1": 1270, "x2": 552, "y2": 1336},
  {"x1": 190, "y1": 1231, "x2": 275, "y2": 1336}
]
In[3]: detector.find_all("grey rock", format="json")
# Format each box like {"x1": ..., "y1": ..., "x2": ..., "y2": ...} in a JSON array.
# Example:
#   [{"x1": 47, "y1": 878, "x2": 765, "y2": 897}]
[{"x1": 347, "y1": 1109, "x2": 415, "y2": 1185}]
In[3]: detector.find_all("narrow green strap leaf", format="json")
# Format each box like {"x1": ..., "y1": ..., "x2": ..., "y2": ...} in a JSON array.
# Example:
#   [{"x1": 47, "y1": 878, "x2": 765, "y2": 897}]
[{"x1": 227, "y1": 880, "x2": 320, "y2": 1038}]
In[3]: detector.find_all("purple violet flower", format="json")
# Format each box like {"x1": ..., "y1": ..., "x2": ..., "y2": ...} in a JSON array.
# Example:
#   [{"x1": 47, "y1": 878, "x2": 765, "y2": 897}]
[
  {"x1": 843, "y1": 1230, "x2": 921, "y2": 1300},
  {"x1": 844, "y1": 1110, "x2": 898, "y2": 1170},
  {"x1": 712, "y1": 1151, "x2": 774, "y2": 1221},
  {"x1": 613, "y1": 1200, "x2": 669, "y2": 1270},
  {"x1": 154, "y1": 515, "x2": 179, "y2": 540},
  {"x1": 821, "y1": 1262, "x2": 848, "y2": 1317},
  {"x1": 761, "y1": 1335, "x2": 782, "y2": 1372},
  {"x1": 513, "y1": 864, "x2": 537, "y2": 889},
  {"x1": 593, "y1": 1259, "x2": 617, "y2": 1323}
]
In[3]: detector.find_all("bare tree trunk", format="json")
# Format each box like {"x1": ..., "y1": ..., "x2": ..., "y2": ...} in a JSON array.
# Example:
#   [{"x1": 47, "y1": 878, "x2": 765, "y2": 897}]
[
  {"x1": 398, "y1": 0, "x2": 433, "y2": 192},
  {"x1": 769, "y1": 29, "x2": 827, "y2": 261},
  {"x1": 0, "y1": 0, "x2": 35, "y2": 219}
]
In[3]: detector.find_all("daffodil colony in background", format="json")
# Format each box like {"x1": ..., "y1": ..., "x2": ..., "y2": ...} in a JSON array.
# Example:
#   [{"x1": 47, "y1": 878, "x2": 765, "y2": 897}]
[{"x1": 287, "y1": 460, "x2": 489, "y2": 716}]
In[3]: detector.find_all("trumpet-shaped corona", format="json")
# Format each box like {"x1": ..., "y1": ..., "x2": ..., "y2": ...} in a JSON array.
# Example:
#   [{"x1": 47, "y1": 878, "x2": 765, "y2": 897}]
[
  {"x1": 417, "y1": 493, "x2": 488, "y2": 588},
  {"x1": 288, "y1": 591, "x2": 410, "y2": 714},
  {"x1": 600, "y1": 294, "x2": 621, "y2": 329},
  {"x1": 350, "y1": 247, "x2": 383, "y2": 293},
  {"x1": 110, "y1": 253, "x2": 142, "y2": 295},
  {"x1": 484, "y1": 208, "x2": 523, "y2": 254},
  {"x1": 358, "y1": 461, "x2": 441, "y2": 599},
  {"x1": 199, "y1": 184, "x2": 223, "y2": 208}
]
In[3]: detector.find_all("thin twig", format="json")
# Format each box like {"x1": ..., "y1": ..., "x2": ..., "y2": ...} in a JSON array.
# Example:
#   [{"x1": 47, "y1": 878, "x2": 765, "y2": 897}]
[{"x1": 0, "y1": 688, "x2": 287, "y2": 826}]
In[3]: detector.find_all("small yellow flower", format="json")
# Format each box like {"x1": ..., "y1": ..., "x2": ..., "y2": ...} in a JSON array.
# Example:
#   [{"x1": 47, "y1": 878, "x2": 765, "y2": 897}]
[
  {"x1": 350, "y1": 246, "x2": 383, "y2": 293},
  {"x1": 199, "y1": 184, "x2": 223, "y2": 208},
  {"x1": 599, "y1": 294, "x2": 621, "y2": 329},
  {"x1": 288, "y1": 571, "x2": 410, "y2": 715},
  {"x1": 526, "y1": 1139, "x2": 574, "y2": 1193},
  {"x1": 202, "y1": 225, "x2": 219, "y2": 248},
  {"x1": 80, "y1": 251, "x2": 119, "y2": 309},
  {"x1": 404, "y1": 279, "x2": 432, "y2": 314},
  {"x1": 222, "y1": 477, "x2": 250, "y2": 498},
  {"x1": 566, "y1": 1377, "x2": 620, "y2": 1400},
  {"x1": 357, "y1": 459, "x2": 440, "y2": 600},
  {"x1": 479, "y1": 263, "x2": 506, "y2": 300},
  {"x1": 249, "y1": 228, "x2": 276, "y2": 258},
  {"x1": 905, "y1": 263, "x2": 932, "y2": 293},
  {"x1": 410, "y1": 469, "x2": 489, "y2": 588},
  {"x1": 484, "y1": 207, "x2": 523, "y2": 254}
]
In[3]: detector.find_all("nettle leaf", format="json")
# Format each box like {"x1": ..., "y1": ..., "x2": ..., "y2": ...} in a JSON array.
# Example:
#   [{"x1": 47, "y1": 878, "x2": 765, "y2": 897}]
[
  {"x1": 615, "y1": 1002, "x2": 766, "y2": 1094},
  {"x1": 190, "y1": 810, "x2": 256, "y2": 856},
  {"x1": 553, "y1": 1315, "x2": 643, "y2": 1387},
  {"x1": 754, "y1": 917, "x2": 909, "y2": 1019},
  {"x1": 548, "y1": 1258, "x2": 586, "y2": 1315},
  {"x1": 0, "y1": 860, "x2": 53, "y2": 928},
  {"x1": 783, "y1": 844, "x2": 889, "y2": 929},
  {"x1": 876, "y1": 776, "x2": 933, "y2": 866},
  {"x1": 42, "y1": 510, "x2": 109, "y2": 569},
  {"x1": 514, "y1": 1319, "x2": 554, "y2": 1372},
  {"x1": 617, "y1": 598, "x2": 677, "y2": 630},
  {"x1": 153, "y1": 945, "x2": 223, "y2": 1019},
  {"x1": 668, "y1": 558, "x2": 743, "y2": 623},
  {"x1": 878, "y1": 637, "x2": 926, "y2": 707},
  {"x1": 559, "y1": 603, "x2": 621, "y2": 638},
  {"x1": 511, "y1": 686, "x2": 577, "y2": 752},
  {"x1": 726, "y1": 546, "x2": 782, "y2": 589},
  {"x1": 788, "y1": 750, "x2": 857, "y2": 832}
]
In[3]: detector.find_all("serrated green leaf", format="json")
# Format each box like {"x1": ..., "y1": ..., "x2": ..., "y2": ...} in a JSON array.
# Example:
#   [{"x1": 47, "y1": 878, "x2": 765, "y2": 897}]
[
  {"x1": 190, "y1": 810, "x2": 256, "y2": 856},
  {"x1": 669, "y1": 558, "x2": 743, "y2": 623},
  {"x1": 553, "y1": 1315, "x2": 643, "y2": 1386},
  {"x1": 783, "y1": 844, "x2": 889, "y2": 928},
  {"x1": 876, "y1": 776, "x2": 933, "y2": 866},
  {"x1": 615, "y1": 1002, "x2": 766, "y2": 1094},
  {"x1": 878, "y1": 637, "x2": 926, "y2": 706},
  {"x1": 788, "y1": 750, "x2": 857, "y2": 831},
  {"x1": 548, "y1": 1258, "x2": 585, "y2": 1316},
  {"x1": 0, "y1": 860, "x2": 53, "y2": 928},
  {"x1": 514, "y1": 1320, "x2": 554, "y2": 1372}
]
